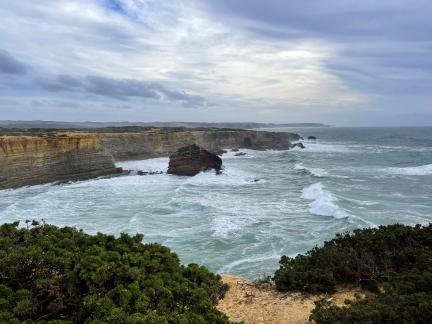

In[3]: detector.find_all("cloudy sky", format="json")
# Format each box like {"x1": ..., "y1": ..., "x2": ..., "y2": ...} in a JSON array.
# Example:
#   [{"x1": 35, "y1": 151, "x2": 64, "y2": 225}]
[{"x1": 0, "y1": 0, "x2": 431, "y2": 125}]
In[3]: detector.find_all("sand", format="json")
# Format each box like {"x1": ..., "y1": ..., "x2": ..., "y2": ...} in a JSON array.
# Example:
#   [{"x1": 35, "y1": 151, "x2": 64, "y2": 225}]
[{"x1": 217, "y1": 275, "x2": 358, "y2": 324}]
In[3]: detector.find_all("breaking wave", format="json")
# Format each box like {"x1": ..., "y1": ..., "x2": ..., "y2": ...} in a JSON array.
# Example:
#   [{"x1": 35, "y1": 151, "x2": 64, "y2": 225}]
[
  {"x1": 294, "y1": 163, "x2": 328, "y2": 177},
  {"x1": 384, "y1": 163, "x2": 432, "y2": 176},
  {"x1": 301, "y1": 182, "x2": 349, "y2": 219}
]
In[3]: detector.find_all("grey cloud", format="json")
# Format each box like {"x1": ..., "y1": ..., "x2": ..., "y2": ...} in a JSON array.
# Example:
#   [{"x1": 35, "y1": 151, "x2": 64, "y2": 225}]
[
  {"x1": 204, "y1": 1, "x2": 432, "y2": 41},
  {"x1": 36, "y1": 74, "x2": 83, "y2": 92},
  {"x1": 35, "y1": 74, "x2": 206, "y2": 107},
  {"x1": 325, "y1": 43, "x2": 432, "y2": 95},
  {"x1": 204, "y1": 0, "x2": 432, "y2": 96},
  {"x1": 0, "y1": 49, "x2": 28, "y2": 75}
]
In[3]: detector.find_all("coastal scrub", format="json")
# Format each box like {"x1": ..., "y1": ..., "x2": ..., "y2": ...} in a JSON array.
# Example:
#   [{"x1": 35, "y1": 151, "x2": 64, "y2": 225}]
[{"x1": 0, "y1": 221, "x2": 232, "y2": 323}]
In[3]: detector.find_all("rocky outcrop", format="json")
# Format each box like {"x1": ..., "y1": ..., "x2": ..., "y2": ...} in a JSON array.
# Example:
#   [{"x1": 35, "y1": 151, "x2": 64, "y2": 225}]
[
  {"x1": 308, "y1": 136, "x2": 317, "y2": 140},
  {"x1": 167, "y1": 144, "x2": 222, "y2": 176},
  {"x1": 0, "y1": 127, "x2": 300, "y2": 189},
  {"x1": 0, "y1": 135, "x2": 122, "y2": 189},
  {"x1": 97, "y1": 128, "x2": 300, "y2": 161}
]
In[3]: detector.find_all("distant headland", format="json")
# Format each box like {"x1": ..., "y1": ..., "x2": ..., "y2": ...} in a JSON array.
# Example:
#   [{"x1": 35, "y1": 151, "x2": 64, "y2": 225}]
[{"x1": 0, "y1": 120, "x2": 330, "y2": 129}]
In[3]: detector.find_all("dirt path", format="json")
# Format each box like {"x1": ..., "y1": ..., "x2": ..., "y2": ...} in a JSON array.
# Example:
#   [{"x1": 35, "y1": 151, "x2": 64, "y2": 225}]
[{"x1": 218, "y1": 275, "x2": 358, "y2": 324}]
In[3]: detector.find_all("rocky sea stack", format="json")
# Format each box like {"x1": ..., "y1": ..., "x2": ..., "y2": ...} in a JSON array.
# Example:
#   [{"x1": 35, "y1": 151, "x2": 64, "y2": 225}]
[{"x1": 167, "y1": 144, "x2": 222, "y2": 176}]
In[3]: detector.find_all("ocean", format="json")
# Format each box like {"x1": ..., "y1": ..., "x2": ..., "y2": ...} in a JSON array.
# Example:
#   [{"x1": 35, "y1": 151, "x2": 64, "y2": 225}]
[{"x1": 1, "y1": 127, "x2": 431, "y2": 279}]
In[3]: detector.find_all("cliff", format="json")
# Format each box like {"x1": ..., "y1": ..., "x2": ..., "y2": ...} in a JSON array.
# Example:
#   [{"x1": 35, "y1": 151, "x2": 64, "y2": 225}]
[
  {"x1": 97, "y1": 128, "x2": 300, "y2": 161},
  {"x1": 0, "y1": 128, "x2": 300, "y2": 189},
  {"x1": 0, "y1": 135, "x2": 122, "y2": 189}
]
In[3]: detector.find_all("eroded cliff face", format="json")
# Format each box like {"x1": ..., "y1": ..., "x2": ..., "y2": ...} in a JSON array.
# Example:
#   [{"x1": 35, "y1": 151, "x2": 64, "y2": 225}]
[
  {"x1": 0, "y1": 135, "x2": 121, "y2": 189},
  {"x1": 98, "y1": 129, "x2": 299, "y2": 161},
  {"x1": 0, "y1": 128, "x2": 299, "y2": 189}
]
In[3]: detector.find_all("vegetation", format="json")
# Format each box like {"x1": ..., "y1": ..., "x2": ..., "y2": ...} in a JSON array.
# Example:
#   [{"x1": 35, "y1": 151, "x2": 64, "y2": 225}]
[
  {"x1": 0, "y1": 126, "x2": 202, "y2": 136},
  {"x1": 0, "y1": 221, "x2": 232, "y2": 323},
  {"x1": 273, "y1": 224, "x2": 432, "y2": 323},
  {"x1": 310, "y1": 267, "x2": 432, "y2": 323},
  {"x1": 0, "y1": 126, "x2": 254, "y2": 136},
  {"x1": 274, "y1": 224, "x2": 432, "y2": 293}
]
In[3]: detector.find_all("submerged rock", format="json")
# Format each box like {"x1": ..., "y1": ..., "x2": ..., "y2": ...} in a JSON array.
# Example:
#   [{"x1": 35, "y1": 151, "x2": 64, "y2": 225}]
[
  {"x1": 167, "y1": 144, "x2": 222, "y2": 176},
  {"x1": 234, "y1": 152, "x2": 247, "y2": 156},
  {"x1": 291, "y1": 142, "x2": 306, "y2": 149},
  {"x1": 136, "y1": 170, "x2": 163, "y2": 176},
  {"x1": 308, "y1": 136, "x2": 317, "y2": 140},
  {"x1": 213, "y1": 149, "x2": 227, "y2": 156},
  {"x1": 231, "y1": 148, "x2": 240, "y2": 152}
]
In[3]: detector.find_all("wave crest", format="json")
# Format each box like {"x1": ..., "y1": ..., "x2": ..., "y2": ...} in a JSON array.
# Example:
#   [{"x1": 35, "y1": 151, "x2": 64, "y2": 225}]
[
  {"x1": 384, "y1": 163, "x2": 432, "y2": 176},
  {"x1": 294, "y1": 163, "x2": 328, "y2": 177},
  {"x1": 301, "y1": 182, "x2": 349, "y2": 219}
]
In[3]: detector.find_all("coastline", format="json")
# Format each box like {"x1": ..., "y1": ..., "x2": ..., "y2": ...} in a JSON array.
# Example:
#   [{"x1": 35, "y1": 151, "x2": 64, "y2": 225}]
[{"x1": 0, "y1": 127, "x2": 299, "y2": 190}]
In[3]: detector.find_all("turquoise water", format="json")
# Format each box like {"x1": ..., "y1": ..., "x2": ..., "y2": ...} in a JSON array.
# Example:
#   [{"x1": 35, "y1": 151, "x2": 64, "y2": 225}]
[{"x1": 0, "y1": 127, "x2": 431, "y2": 278}]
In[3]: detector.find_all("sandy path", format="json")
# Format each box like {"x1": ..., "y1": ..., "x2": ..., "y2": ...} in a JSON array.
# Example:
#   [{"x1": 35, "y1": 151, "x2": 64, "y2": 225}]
[{"x1": 218, "y1": 275, "x2": 358, "y2": 324}]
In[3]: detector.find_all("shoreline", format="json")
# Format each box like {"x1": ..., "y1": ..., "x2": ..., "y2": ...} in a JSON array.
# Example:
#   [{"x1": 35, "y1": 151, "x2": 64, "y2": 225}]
[{"x1": 0, "y1": 128, "x2": 299, "y2": 190}]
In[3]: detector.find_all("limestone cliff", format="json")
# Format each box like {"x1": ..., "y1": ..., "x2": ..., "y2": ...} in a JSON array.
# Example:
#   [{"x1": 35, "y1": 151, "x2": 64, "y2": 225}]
[
  {"x1": 0, "y1": 128, "x2": 299, "y2": 189},
  {"x1": 0, "y1": 135, "x2": 122, "y2": 189},
  {"x1": 98, "y1": 128, "x2": 299, "y2": 161}
]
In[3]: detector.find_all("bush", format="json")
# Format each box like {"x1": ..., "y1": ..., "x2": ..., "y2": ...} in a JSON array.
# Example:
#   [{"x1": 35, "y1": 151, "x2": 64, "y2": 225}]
[
  {"x1": 273, "y1": 223, "x2": 432, "y2": 323},
  {"x1": 274, "y1": 224, "x2": 432, "y2": 293},
  {"x1": 0, "y1": 222, "x2": 232, "y2": 323},
  {"x1": 310, "y1": 268, "x2": 432, "y2": 323}
]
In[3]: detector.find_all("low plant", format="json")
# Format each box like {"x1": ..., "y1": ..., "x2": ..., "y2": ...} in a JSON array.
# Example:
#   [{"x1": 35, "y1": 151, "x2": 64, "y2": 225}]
[
  {"x1": 0, "y1": 222, "x2": 232, "y2": 323},
  {"x1": 274, "y1": 224, "x2": 432, "y2": 293}
]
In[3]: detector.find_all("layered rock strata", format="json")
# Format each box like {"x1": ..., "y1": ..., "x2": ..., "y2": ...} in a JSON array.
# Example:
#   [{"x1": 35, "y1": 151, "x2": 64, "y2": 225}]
[
  {"x1": 98, "y1": 128, "x2": 299, "y2": 161},
  {"x1": 0, "y1": 128, "x2": 300, "y2": 189},
  {"x1": 0, "y1": 135, "x2": 122, "y2": 189}
]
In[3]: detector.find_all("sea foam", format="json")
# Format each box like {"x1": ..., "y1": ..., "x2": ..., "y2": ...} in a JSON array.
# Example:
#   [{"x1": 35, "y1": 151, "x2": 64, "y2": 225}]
[
  {"x1": 291, "y1": 142, "x2": 353, "y2": 153},
  {"x1": 116, "y1": 157, "x2": 169, "y2": 172},
  {"x1": 301, "y1": 182, "x2": 349, "y2": 219},
  {"x1": 385, "y1": 163, "x2": 432, "y2": 176}
]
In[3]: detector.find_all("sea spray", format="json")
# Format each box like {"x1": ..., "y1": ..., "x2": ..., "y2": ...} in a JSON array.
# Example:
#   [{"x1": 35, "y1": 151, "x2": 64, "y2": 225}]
[{"x1": 301, "y1": 182, "x2": 349, "y2": 219}]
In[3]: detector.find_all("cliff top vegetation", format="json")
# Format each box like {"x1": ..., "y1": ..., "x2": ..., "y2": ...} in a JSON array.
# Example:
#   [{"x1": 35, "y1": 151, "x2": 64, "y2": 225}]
[
  {"x1": 274, "y1": 223, "x2": 432, "y2": 323},
  {"x1": 0, "y1": 221, "x2": 232, "y2": 323}
]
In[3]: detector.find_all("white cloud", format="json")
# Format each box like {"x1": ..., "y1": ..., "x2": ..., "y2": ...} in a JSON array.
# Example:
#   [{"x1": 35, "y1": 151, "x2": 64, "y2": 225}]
[{"x1": 2, "y1": 0, "x2": 427, "y2": 125}]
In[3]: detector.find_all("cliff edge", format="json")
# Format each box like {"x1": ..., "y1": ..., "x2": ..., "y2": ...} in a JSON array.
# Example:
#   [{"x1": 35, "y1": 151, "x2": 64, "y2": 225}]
[
  {"x1": 0, "y1": 128, "x2": 300, "y2": 189},
  {"x1": 0, "y1": 135, "x2": 122, "y2": 189},
  {"x1": 97, "y1": 128, "x2": 300, "y2": 161}
]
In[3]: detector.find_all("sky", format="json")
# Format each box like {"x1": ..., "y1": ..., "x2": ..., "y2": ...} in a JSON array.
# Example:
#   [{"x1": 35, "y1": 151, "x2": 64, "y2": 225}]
[{"x1": 0, "y1": 0, "x2": 431, "y2": 126}]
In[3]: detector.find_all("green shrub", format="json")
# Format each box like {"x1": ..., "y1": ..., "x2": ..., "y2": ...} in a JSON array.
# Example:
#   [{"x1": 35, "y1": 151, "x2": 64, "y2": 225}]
[
  {"x1": 0, "y1": 222, "x2": 232, "y2": 323},
  {"x1": 310, "y1": 268, "x2": 432, "y2": 323},
  {"x1": 274, "y1": 224, "x2": 432, "y2": 293}
]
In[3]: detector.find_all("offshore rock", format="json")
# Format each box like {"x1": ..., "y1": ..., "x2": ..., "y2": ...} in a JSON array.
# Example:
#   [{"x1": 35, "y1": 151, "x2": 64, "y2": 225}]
[
  {"x1": 167, "y1": 144, "x2": 222, "y2": 176},
  {"x1": 136, "y1": 170, "x2": 164, "y2": 176},
  {"x1": 213, "y1": 149, "x2": 227, "y2": 156},
  {"x1": 291, "y1": 142, "x2": 306, "y2": 149}
]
